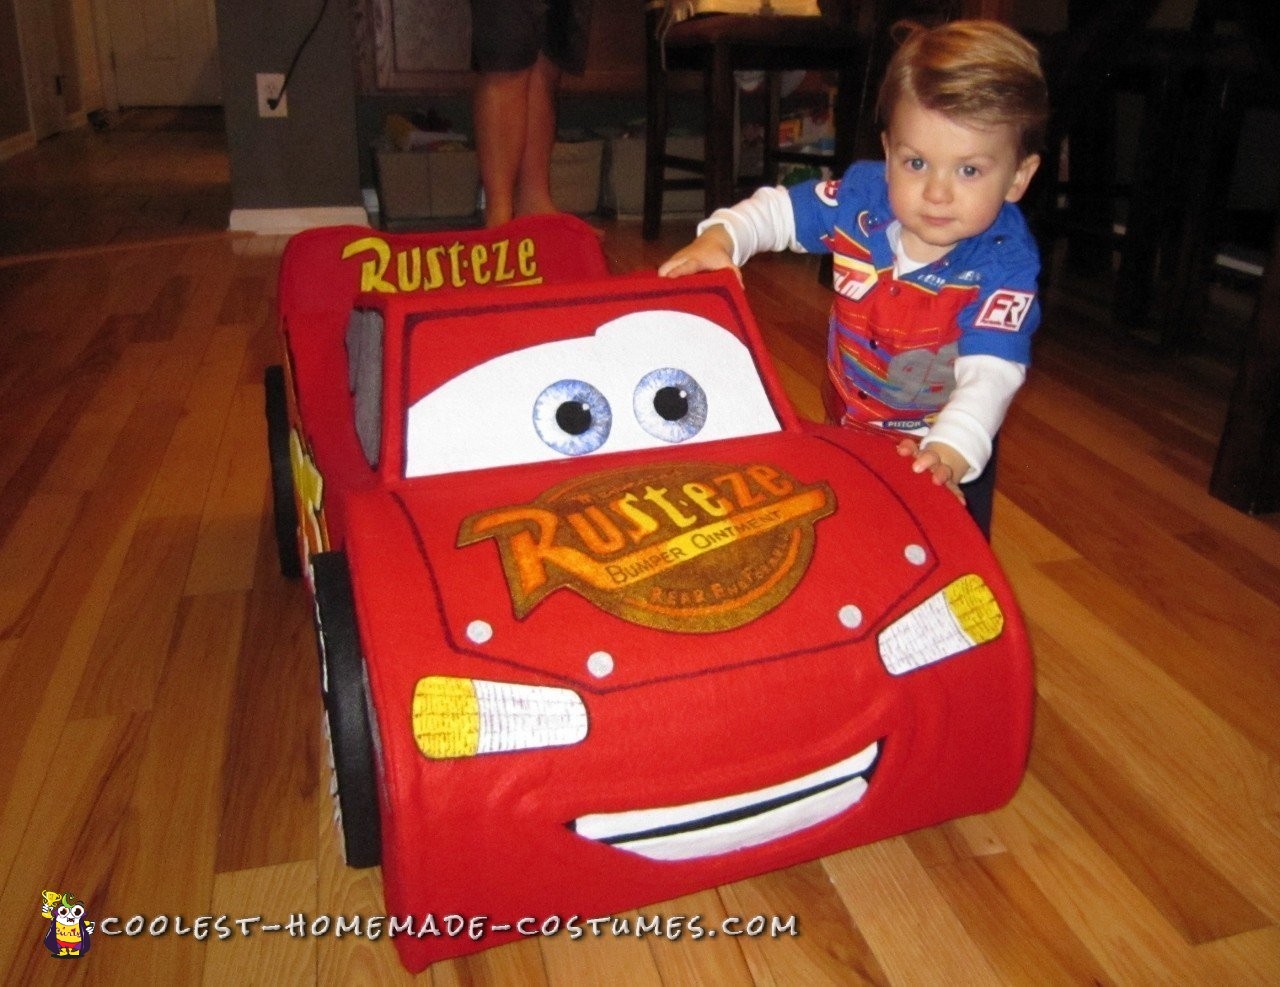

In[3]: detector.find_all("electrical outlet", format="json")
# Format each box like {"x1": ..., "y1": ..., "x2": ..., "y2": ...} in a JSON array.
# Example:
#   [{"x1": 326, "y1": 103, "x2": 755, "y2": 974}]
[{"x1": 256, "y1": 73, "x2": 287, "y2": 118}]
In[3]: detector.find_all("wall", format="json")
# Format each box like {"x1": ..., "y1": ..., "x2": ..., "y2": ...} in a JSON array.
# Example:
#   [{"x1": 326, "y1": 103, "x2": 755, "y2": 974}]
[
  {"x1": 214, "y1": 0, "x2": 361, "y2": 213},
  {"x1": 0, "y1": 0, "x2": 29, "y2": 144}
]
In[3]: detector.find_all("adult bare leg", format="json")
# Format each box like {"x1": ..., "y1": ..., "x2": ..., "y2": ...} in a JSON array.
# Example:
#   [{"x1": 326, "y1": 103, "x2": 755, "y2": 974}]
[
  {"x1": 514, "y1": 53, "x2": 562, "y2": 217},
  {"x1": 473, "y1": 67, "x2": 531, "y2": 227}
]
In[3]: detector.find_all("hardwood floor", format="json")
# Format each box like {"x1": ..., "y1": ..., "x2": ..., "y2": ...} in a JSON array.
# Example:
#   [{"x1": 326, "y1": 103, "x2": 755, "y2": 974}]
[
  {"x1": 1, "y1": 117, "x2": 1278, "y2": 984},
  {"x1": 0, "y1": 108, "x2": 230, "y2": 258}
]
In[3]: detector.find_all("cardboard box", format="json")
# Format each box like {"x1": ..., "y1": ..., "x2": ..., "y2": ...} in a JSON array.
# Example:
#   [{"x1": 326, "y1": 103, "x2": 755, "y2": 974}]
[
  {"x1": 376, "y1": 140, "x2": 601, "y2": 221},
  {"x1": 551, "y1": 140, "x2": 605, "y2": 215},
  {"x1": 609, "y1": 135, "x2": 707, "y2": 218},
  {"x1": 375, "y1": 146, "x2": 479, "y2": 222}
]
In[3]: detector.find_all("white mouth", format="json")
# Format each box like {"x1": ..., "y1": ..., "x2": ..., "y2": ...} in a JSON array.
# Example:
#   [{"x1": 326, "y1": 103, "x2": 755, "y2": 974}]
[{"x1": 570, "y1": 740, "x2": 880, "y2": 861}]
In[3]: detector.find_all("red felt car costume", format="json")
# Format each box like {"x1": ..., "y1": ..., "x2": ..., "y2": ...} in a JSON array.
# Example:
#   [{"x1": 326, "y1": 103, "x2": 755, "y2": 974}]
[{"x1": 267, "y1": 216, "x2": 1033, "y2": 973}]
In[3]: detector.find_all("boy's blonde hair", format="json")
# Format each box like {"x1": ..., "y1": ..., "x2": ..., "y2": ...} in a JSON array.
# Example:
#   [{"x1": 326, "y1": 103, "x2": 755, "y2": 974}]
[{"x1": 876, "y1": 19, "x2": 1049, "y2": 159}]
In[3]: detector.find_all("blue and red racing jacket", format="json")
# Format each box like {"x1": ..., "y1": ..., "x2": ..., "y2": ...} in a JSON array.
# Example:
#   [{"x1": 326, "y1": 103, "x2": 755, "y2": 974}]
[{"x1": 788, "y1": 161, "x2": 1041, "y2": 432}]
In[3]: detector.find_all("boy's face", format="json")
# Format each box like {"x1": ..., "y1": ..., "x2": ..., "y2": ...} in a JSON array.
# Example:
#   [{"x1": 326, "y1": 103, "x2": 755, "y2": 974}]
[{"x1": 881, "y1": 95, "x2": 1040, "y2": 264}]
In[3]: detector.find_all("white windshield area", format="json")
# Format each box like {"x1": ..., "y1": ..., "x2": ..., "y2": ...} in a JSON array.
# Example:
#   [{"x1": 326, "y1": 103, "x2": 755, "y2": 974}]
[{"x1": 404, "y1": 310, "x2": 782, "y2": 477}]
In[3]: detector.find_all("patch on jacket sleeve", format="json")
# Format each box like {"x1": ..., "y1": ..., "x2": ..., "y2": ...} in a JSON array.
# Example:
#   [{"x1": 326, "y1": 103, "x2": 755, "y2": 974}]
[{"x1": 974, "y1": 289, "x2": 1035, "y2": 331}]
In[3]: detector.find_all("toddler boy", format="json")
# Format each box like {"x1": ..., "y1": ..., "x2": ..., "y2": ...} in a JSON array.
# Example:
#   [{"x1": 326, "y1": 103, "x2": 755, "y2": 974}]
[{"x1": 659, "y1": 19, "x2": 1050, "y2": 536}]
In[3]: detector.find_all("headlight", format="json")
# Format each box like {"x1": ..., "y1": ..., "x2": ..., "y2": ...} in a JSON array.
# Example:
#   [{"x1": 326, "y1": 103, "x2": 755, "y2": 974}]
[
  {"x1": 412, "y1": 676, "x2": 588, "y2": 759},
  {"x1": 878, "y1": 574, "x2": 1004, "y2": 675}
]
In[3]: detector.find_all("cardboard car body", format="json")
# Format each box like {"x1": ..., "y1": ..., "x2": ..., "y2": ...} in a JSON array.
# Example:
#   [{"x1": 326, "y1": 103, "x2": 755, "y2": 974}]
[{"x1": 269, "y1": 218, "x2": 1033, "y2": 973}]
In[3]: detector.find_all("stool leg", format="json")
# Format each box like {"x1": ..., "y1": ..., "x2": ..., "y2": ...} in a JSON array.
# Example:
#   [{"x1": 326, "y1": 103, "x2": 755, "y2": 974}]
[
  {"x1": 643, "y1": 28, "x2": 669, "y2": 240},
  {"x1": 1210, "y1": 213, "x2": 1280, "y2": 514},
  {"x1": 763, "y1": 72, "x2": 781, "y2": 188},
  {"x1": 833, "y1": 63, "x2": 860, "y2": 175},
  {"x1": 1160, "y1": 69, "x2": 1242, "y2": 350},
  {"x1": 1115, "y1": 60, "x2": 1180, "y2": 328},
  {"x1": 706, "y1": 42, "x2": 736, "y2": 214}
]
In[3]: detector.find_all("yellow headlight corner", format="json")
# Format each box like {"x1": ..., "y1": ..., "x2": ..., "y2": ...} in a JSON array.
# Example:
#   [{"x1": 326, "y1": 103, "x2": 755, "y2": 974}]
[
  {"x1": 413, "y1": 676, "x2": 588, "y2": 759},
  {"x1": 878, "y1": 574, "x2": 1004, "y2": 676}
]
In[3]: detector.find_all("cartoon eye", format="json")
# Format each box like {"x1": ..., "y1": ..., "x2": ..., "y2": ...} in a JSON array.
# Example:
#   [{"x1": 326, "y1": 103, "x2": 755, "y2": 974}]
[
  {"x1": 69, "y1": 904, "x2": 84, "y2": 920},
  {"x1": 633, "y1": 368, "x2": 707, "y2": 443},
  {"x1": 533, "y1": 379, "x2": 612, "y2": 456}
]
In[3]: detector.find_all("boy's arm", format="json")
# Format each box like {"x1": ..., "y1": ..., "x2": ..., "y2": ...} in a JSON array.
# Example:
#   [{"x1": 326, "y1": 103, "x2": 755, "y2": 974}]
[
  {"x1": 658, "y1": 186, "x2": 798, "y2": 277},
  {"x1": 918, "y1": 354, "x2": 1027, "y2": 482},
  {"x1": 916, "y1": 225, "x2": 1040, "y2": 485}
]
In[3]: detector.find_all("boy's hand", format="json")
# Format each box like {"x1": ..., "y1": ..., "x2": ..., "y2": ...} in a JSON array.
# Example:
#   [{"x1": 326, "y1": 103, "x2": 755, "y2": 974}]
[
  {"x1": 657, "y1": 225, "x2": 741, "y2": 283},
  {"x1": 896, "y1": 437, "x2": 968, "y2": 504}
]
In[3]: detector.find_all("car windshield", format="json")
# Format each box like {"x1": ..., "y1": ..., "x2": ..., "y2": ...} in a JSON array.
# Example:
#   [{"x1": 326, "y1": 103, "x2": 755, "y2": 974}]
[{"x1": 402, "y1": 307, "x2": 782, "y2": 477}]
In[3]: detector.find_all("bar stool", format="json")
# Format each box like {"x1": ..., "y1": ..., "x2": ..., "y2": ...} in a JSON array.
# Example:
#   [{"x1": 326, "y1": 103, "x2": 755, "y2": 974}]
[
  {"x1": 1160, "y1": 37, "x2": 1278, "y2": 350},
  {"x1": 642, "y1": 3, "x2": 873, "y2": 240},
  {"x1": 1028, "y1": 24, "x2": 1204, "y2": 322}
]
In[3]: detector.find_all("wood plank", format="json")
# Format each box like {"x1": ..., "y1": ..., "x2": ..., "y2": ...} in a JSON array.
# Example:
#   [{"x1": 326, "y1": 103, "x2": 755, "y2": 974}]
[
  {"x1": 88, "y1": 591, "x2": 246, "y2": 984},
  {"x1": 217, "y1": 271, "x2": 276, "y2": 335},
  {"x1": 435, "y1": 936, "x2": 549, "y2": 987},
  {"x1": 999, "y1": 536, "x2": 1280, "y2": 920},
  {"x1": 97, "y1": 242, "x2": 183, "y2": 324},
  {"x1": 1032, "y1": 701, "x2": 1269, "y2": 944},
  {"x1": 772, "y1": 360, "x2": 826, "y2": 424},
  {"x1": 927, "y1": 852, "x2": 1114, "y2": 985},
  {"x1": 901, "y1": 815, "x2": 1006, "y2": 868},
  {"x1": 0, "y1": 252, "x2": 116, "y2": 407},
  {"x1": 642, "y1": 888, "x2": 754, "y2": 986},
  {"x1": 68, "y1": 514, "x2": 200, "y2": 718},
  {"x1": 822, "y1": 837, "x2": 998, "y2": 983},
  {"x1": 140, "y1": 323, "x2": 251, "y2": 521},
  {"x1": 131, "y1": 274, "x2": 190, "y2": 343},
  {"x1": 40, "y1": 330, "x2": 163, "y2": 496},
  {"x1": 0, "y1": 489, "x2": 138, "y2": 879},
  {"x1": 0, "y1": 713, "x2": 148, "y2": 983},
  {"x1": 1013, "y1": 371, "x2": 1280, "y2": 589},
  {"x1": 0, "y1": 397, "x2": 169, "y2": 865},
  {"x1": 0, "y1": 490, "x2": 82, "y2": 639},
  {"x1": 989, "y1": 490, "x2": 1083, "y2": 565},
  {"x1": 721, "y1": 862, "x2": 888, "y2": 986},
  {"x1": 999, "y1": 410, "x2": 1280, "y2": 662},
  {"x1": 65, "y1": 318, "x2": 254, "y2": 714},
  {"x1": 1193, "y1": 926, "x2": 1280, "y2": 983},
  {"x1": 0, "y1": 389, "x2": 62, "y2": 537},
  {"x1": 204, "y1": 862, "x2": 318, "y2": 986},
  {"x1": 1038, "y1": 553, "x2": 1280, "y2": 763},
  {"x1": 184, "y1": 377, "x2": 274, "y2": 596},
  {"x1": 314, "y1": 789, "x2": 435, "y2": 984},
  {"x1": 0, "y1": 305, "x2": 139, "y2": 542},
  {"x1": 537, "y1": 908, "x2": 664, "y2": 985},
  {"x1": 985, "y1": 774, "x2": 1212, "y2": 984},
  {"x1": 215, "y1": 509, "x2": 318, "y2": 873}
]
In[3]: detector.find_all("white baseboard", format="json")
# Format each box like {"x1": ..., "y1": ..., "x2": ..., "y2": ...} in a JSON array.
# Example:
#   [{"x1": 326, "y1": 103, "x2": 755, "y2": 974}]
[{"x1": 228, "y1": 206, "x2": 370, "y2": 235}]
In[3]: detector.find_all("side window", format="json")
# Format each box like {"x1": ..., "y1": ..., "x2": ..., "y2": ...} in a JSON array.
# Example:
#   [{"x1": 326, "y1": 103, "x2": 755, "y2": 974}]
[{"x1": 345, "y1": 308, "x2": 384, "y2": 468}]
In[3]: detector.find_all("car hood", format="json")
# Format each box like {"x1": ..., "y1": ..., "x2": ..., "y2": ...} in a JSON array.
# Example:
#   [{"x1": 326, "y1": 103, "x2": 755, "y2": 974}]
[{"x1": 382, "y1": 430, "x2": 938, "y2": 693}]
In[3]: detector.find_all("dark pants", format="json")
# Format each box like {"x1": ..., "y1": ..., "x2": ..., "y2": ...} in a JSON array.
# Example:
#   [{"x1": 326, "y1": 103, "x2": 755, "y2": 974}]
[
  {"x1": 470, "y1": 0, "x2": 593, "y2": 74},
  {"x1": 960, "y1": 437, "x2": 997, "y2": 541}
]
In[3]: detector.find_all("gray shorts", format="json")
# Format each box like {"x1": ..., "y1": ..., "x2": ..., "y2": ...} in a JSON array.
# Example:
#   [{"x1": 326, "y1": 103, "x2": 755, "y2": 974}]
[{"x1": 470, "y1": 0, "x2": 593, "y2": 75}]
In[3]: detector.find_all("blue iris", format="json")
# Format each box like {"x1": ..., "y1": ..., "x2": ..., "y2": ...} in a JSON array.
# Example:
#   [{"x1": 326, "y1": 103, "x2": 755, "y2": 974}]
[
  {"x1": 634, "y1": 367, "x2": 707, "y2": 443},
  {"x1": 533, "y1": 379, "x2": 612, "y2": 455}
]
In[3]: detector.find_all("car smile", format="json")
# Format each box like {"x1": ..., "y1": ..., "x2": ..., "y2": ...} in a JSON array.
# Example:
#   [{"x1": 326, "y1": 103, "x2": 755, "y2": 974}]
[{"x1": 569, "y1": 740, "x2": 881, "y2": 861}]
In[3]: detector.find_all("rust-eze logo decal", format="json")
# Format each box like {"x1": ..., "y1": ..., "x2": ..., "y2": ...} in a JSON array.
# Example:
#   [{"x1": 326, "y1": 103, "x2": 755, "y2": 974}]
[
  {"x1": 458, "y1": 462, "x2": 835, "y2": 632},
  {"x1": 340, "y1": 235, "x2": 541, "y2": 293}
]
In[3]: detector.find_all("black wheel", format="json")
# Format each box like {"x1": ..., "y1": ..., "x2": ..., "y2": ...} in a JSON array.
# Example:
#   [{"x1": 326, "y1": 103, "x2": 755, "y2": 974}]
[
  {"x1": 264, "y1": 364, "x2": 302, "y2": 579},
  {"x1": 312, "y1": 551, "x2": 382, "y2": 868}
]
